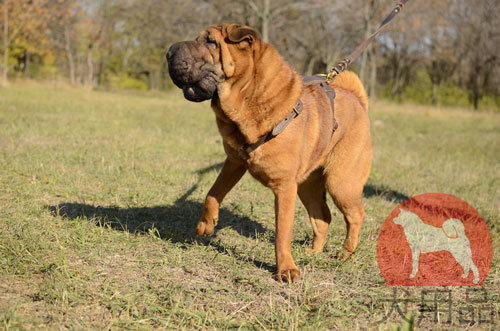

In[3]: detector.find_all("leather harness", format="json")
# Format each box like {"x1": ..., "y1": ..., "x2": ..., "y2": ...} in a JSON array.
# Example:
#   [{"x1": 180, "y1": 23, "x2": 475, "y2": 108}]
[{"x1": 241, "y1": 76, "x2": 338, "y2": 158}]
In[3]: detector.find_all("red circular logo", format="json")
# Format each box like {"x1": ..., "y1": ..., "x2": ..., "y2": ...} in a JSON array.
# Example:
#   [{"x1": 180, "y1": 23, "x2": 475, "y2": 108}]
[{"x1": 377, "y1": 193, "x2": 493, "y2": 286}]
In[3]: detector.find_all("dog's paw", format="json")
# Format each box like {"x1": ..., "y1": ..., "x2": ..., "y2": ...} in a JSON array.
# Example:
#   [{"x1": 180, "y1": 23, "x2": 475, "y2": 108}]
[
  {"x1": 276, "y1": 267, "x2": 300, "y2": 283},
  {"x1": 195, "y1": 217, "x2": 217, "y2": 237},
  {"x1": 305, "y1": 247, "x2": 322, "y2": 254},
  {"x1": 335, "y1": 249, "x2": 353, "y2": 261}
]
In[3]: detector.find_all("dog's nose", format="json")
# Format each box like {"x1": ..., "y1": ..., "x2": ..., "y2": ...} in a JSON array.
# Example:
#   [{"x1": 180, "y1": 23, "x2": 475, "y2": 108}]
[
  {"x1": 166, "y1": 49, "x2": 172, "y2": 60},
  {"x1": 166, "y1": 48, "x2": 174, "y2": 61},
  {"x1": 166, "y1": 42, "x2": 184, "y2": 61}
]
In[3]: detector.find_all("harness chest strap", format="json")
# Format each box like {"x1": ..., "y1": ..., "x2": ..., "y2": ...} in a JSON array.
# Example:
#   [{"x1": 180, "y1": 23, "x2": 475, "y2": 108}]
[{"x1": 242, "y1": 76, "x2": 338, "y2": 156}]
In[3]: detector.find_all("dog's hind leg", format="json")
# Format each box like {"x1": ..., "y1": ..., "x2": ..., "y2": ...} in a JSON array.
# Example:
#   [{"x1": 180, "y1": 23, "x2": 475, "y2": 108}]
[
  {"x1": 196, "y1": 157, "x2": 246, "y2": 237},
  {"x1": 324, "y1": 128, "x2": 372, "y2": 255},
  {"x1": 298, "y1": 169, "x2": 331, "y2": 253},
  {"x1": 325, "y1": 183, "x2": 366, "y2": 255}
]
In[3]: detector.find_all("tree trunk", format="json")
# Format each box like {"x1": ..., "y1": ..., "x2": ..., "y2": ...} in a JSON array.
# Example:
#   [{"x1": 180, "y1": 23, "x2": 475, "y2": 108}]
[
  {"x1": 473, "y1": 90, "x2": 480, "y2": 110},
  {"x1": 470, "y1": 63, "x2": 481, "y2": 111},
  {"x1": 149, "y1": 70, "x2": 156, "y2": 90},
  {"x1": 161, "y1": 59, "x2": 167, "y2": 90},
  {"x1": 431, "y1": 80, "x2": 437, "y2": 105},
  {"x1": 261, "y1": 0, "x2": 270, "y2": 43},
  {"x1": 390, "y1": 68, "x2": 401, "y2": 100},
  {"x1": 24, "y1": 50, "x2": 30, "y2": 78},
  {"x1": 369, "y1": 46, "x2": 377, "y2": 104},
  {"x1": 247, "y1": 0, "x2": 271, "y2": 43},
  {"x1": 359, "y1": 0, "x2": 373, "y2": 85},
  {"x1": 2, "y1": 0, "x2": 8, "y2": 86},
  {"x1": 87, "y1": 44, "x2": 93, "y2": 87},
  {"x1": 64, "y1": 25, "x2": 76, "y2": 85},
  {"x1": 97, "y1": 59, "x2": 104, "y2": 86},
  {"x1": 305, "y1": 55, "x2": 316, "y2": 76}
]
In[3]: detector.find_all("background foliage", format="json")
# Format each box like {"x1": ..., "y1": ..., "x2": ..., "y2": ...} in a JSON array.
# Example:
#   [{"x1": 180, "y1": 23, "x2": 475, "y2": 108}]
[{"x1": 1, "y1": 0, "x2": 499, "y2": 111}]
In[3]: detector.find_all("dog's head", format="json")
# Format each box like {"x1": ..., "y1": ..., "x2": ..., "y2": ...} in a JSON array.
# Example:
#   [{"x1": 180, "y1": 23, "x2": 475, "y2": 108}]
[{"x1": 166, "y1": 24, "x2": 261, "y2": 102}]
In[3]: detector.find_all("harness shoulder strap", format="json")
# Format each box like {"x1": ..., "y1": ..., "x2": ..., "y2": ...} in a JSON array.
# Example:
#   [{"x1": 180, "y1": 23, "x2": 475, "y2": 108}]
[{"x1": 242, "y1": 76, "x2": 337, "y2": 157}]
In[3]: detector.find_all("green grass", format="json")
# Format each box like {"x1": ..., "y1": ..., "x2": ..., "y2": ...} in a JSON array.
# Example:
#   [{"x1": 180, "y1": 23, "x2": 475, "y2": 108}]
[{"x1": 0, "y1": 84, "x2": 499, "y2": 330}]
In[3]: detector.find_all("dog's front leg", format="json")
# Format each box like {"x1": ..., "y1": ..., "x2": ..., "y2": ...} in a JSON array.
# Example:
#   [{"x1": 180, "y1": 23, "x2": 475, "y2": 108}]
[
  {"x1": 196, "y1": 157, "x2": 246, "y2": 237},
  {"x1": 273, "y1": 182, "x2": 300, "y2": 282}
]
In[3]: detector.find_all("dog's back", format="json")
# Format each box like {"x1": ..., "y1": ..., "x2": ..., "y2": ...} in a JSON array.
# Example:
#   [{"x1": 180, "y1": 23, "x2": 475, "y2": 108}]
[{"x1": 330, "y1": 71, "x2": 369, "y2": 111}]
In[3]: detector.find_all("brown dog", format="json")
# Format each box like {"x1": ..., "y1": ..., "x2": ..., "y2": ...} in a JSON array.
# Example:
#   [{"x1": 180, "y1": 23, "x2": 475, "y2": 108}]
[{"x1": 167, "y1": 24, "x2": 372, "y2": 282}]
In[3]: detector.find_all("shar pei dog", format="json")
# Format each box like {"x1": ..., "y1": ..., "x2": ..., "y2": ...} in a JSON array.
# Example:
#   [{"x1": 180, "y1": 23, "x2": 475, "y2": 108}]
[{"x1": 166, "y1": 23, "x2": 372, "y2": 282}]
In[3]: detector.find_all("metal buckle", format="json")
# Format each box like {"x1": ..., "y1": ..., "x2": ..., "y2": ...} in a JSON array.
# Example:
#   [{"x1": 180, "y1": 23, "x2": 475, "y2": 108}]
[{"x1": 293, "y1": 100, "x2": 303, "y2": 115}]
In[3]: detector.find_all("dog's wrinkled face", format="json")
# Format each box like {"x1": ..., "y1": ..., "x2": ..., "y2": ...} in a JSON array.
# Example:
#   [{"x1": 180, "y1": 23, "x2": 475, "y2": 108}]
[{"x1": 166, "y1": 24, "x2": 259, "y2": 102}]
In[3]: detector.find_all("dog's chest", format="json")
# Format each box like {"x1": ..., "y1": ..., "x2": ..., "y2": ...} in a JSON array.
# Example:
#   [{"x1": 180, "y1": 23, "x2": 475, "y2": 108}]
[
  {"x1": 214, "y1": 115, "x2": 244, "y2": 152},
  {"x1": 213, "y1": 118, "x2": 285, "y2": 184}
]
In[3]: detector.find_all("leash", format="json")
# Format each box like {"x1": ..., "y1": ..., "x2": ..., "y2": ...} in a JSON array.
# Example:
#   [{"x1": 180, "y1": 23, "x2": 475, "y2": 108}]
[{"x1": 324, "y1": 0, "x2": 409, "y2": 83}]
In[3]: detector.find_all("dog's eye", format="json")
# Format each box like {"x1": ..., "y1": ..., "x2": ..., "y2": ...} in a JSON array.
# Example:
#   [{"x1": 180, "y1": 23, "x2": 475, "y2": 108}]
[{"x1": 205, "y1": 36, "x2": 218, "y2": 48}]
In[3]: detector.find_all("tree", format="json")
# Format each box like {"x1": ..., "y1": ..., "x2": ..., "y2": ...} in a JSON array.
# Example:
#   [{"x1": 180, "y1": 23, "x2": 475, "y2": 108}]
[
  {"x1": 0, "y1": 0, "x2": 51, "y2": 85},
  {"x1": 2, "y1": 0, "x2": 7, "y2": 85},
  {"x1": 453, "y1": 0, "x2": 500, "y2": 110},
  {"x1": 46, "y1": 0, "x2": 84, "y2": 85}
]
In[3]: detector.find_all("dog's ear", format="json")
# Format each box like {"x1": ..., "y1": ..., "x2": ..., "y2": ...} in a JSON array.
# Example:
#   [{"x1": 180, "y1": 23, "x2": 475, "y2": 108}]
[
  {"x1": 227, "y1": 25, "x2": 260, "y2": 44},
  {"x1": 220, "y1": 42, "x2": 235, "y2": 78}
]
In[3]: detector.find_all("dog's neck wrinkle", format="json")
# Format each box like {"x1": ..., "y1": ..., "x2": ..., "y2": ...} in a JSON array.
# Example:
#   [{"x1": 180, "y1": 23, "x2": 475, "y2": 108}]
[{"x1": 217, "y1": 43, "x2": 303, "y2": 144}]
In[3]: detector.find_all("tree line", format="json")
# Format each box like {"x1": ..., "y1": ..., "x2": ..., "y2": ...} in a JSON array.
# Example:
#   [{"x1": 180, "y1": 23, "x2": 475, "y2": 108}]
[{"x1": 1, "y1": 0, "x2": 499, "y2": 110}]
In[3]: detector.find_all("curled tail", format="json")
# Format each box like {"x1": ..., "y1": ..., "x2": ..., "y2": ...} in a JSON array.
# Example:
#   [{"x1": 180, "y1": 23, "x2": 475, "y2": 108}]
[{"x1": 330, "y1": 71, "x2": 369, "y2": 111}]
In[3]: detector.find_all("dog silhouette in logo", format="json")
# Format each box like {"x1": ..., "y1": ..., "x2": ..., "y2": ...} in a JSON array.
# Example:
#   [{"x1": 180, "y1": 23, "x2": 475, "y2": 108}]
[{"x1": 393, "y1": 209, "x2": 479, "y2": 283}]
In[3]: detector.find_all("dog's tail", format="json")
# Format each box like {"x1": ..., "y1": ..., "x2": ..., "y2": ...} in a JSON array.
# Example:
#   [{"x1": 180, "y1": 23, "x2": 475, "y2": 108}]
[
  {"x1": 330, "y1": 71, "x2": 369, "y2": 111},
  {"x1": 442, "y1": 218, "x2": 466, "y2": 239}
]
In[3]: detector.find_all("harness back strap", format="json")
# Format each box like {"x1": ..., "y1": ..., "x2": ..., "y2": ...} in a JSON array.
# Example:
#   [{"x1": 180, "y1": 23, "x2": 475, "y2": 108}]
[
  {"x1": 303, "y1": 75, "x2": 338, "y2": 131},
  {"x1": 242, "y1": 76, "x2": 336, "y2": 156}
]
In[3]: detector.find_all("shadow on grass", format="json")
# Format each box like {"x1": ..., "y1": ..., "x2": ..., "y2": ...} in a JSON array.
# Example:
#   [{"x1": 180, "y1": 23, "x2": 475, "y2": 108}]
[
  {"x1": 47, "y1": 176, "x2": 275, "y2": 274},
  {"x1": 47, "y1": 185, "x2": 268, "y2": 244},
  {"x1": 363, "y1": 184, "x2": 410, "y2": 203}
]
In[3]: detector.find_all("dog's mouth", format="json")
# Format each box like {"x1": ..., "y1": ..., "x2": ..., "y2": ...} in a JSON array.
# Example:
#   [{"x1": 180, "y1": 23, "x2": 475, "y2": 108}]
[
  {"x1": 177, "y1": 69, "x2": 219, "y2": 102},
  {"x1": 167, "y1": 41, "x2": 223, "y2": 102}
]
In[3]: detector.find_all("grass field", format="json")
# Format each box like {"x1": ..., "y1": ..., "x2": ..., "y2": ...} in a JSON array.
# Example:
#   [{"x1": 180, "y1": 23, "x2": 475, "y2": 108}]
[{"x1": 1, "y1": 84, "x2": 499, "y2": 330}]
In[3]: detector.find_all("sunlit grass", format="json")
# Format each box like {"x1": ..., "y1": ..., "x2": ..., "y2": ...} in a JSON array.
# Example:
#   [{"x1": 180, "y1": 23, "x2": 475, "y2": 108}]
[{"x1": 1, "y1": 85, "x2": 499, "y2": 329}]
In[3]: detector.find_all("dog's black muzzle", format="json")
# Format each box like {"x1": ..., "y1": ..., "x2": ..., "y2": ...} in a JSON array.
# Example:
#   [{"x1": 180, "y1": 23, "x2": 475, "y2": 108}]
[{"x1": 166, "y1": 41, "x2": 219, "y2": 102}]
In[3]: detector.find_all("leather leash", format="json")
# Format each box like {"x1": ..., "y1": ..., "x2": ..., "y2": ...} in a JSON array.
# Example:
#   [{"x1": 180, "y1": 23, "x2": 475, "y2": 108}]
[{"x1": 325, "y1": 0, "x2": 409, "y2": 83}]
